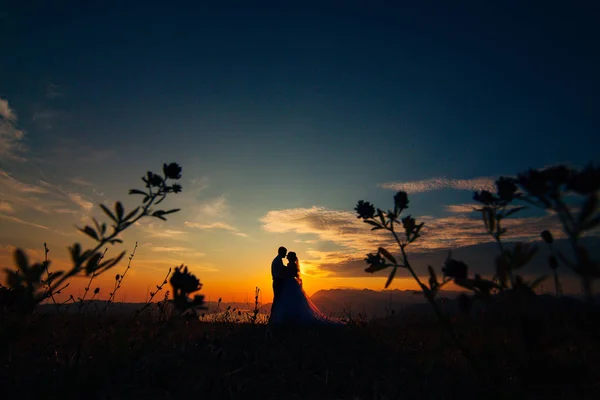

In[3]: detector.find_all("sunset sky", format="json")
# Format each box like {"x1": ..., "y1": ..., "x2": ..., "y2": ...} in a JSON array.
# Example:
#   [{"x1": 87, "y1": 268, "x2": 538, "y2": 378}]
[{"x1": 1, "y1": 2, "x2": 599, "y2": 303}]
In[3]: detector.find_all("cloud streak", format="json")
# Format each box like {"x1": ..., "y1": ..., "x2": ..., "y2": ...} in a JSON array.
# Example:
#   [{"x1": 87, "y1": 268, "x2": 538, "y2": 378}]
[
  {"x1": 379, "y1": 177, "x2": 496, "y2": 193},
  {"x1": 0, "y1": 169, "x2": 98, "y2": 228},
  {"x1": 70, "y1": 177, "x2": 94, "y2": 187},
  {"x1": 150, "y1": 246, "x2": 203, "y2": 255},
  {"x1": 0, "y1": 214, "x2": 68, "y2": 235},
  {"x1": 182, "y1": 195, "x2": 248, "y2": 237},
  {"x1": 0, "y1": 98, "x2": 27, "y2": 161},
  {"x1": 46, "y1": 83, "x2": 64, "y2": 99},
  {"x1": 68, "y1": 193, "x2": 94, "y2": 212},
  {"x1": 185, "y1": 221, "x2": 248, "y2": 237},
  {"x1": 0, "y1": 200, "x2": 15, "y2": 214}
]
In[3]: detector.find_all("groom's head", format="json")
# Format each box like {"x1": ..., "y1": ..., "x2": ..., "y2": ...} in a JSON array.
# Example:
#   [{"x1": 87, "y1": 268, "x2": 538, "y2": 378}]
[{"x1": 278, "y1": 246, "x2": 287, "y2": 257}]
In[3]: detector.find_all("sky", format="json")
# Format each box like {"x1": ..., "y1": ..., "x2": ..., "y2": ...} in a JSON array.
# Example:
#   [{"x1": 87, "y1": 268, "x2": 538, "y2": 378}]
[{"x1": 1, "y1": 1, "x2": 599, "y2": 303}]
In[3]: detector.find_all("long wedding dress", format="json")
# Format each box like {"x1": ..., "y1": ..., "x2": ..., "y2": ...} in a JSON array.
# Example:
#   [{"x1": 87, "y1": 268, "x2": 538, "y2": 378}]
[{"x1": 270, "y1": 266, "x2": 342, "y2": 325}]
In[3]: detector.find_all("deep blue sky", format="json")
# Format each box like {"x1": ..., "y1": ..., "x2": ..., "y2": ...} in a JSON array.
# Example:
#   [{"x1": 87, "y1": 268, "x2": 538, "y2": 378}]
[{"x1": 0, "y1": 1, "x2": 599, "y2": 298}]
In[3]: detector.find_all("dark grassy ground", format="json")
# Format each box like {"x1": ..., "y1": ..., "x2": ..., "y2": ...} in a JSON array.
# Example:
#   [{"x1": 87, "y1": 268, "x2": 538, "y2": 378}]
[{"x1": 1, "y1": 305, "x2": 599, "y2": 400}]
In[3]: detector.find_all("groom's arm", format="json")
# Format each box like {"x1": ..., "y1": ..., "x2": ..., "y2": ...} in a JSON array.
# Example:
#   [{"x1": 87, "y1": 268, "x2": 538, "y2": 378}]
[
  {"x1": 276, "y1": 257, "x2": 286, "y2": 278},
  {"x1": 272, "y1": 257, "x2": 283, "y2": 279}
]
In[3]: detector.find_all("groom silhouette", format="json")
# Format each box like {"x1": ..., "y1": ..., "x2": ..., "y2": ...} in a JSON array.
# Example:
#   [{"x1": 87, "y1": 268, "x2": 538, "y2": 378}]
[{"x1": 270, "y1": 246, "x2": 287, "y2": 320}]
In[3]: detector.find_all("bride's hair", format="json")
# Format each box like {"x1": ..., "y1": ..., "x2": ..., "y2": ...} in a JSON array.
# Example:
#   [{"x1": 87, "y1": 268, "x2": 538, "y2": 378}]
[{"x1": 288, "y1": 251, "x2": 300, "y2": 278}]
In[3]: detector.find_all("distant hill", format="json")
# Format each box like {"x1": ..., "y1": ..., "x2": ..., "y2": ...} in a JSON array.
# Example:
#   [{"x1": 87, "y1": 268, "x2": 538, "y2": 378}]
[{"x1": 308, "y1": 288, "x2": 462, "y2": 318}]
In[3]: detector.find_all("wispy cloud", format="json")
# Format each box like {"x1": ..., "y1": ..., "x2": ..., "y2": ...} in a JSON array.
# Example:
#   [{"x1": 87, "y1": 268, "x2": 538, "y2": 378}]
[
  {"x1": 379, "y1": 177, "x2": 495, "y2": 193},
  {"x1": 150, "y1": 246, "x2": 202, "y2": 254},
  {"x1": 0, "y1": 98, "x2": 17, "y2": 121},
  {"x1": 0, "y1": 171, "x2": 49, "y2": 194},
  {"x1": 0, "y1": 214, "x2": 68, "y2": 235},
  {"x1": 185, "y1": 221, "x2": 248, "y2": 237},
  {"x1": 134, "y1": 220, "x2": 187, "y2": 239},
  {"x1": 0, "y1": 200, "x2": 15, "y2": 214},
  {"x1": 183, "y1": 195, "x2": 247, "y2": 237},
  {"x1": 445, "y1": 204, "x2": 479, "y2": 213},
  {"x1": 70, "y1": 177, "x2": 94, "y2": 187},
  {"x1": 140, "y1": 258, "x2": 218, "y2": 273},
  {"x1": 46, "y1": 83, "x2": 64, "y2": 99},
  {"x1": 0, "y1": 244, "x2": 43, "y2": 262},
  {"x1": 68, "y1": 193, "x2": 94, "y2": 212},
  {"x1": 31, "y1": 110, "x2": 64, "y2": 130},
  {"x1": 198, "y1": 195, "x2": 229, "y2": 216},
  {"x1": 147, "y1": 229, "x2": 186, "y2": 239},
  {"x1": 40, "y1": 134, "x2": 117, "y2": 164},
  {"x1": 294, "y1": 239, "x2": 318, "y2": 244},
  {"x1": 261, "y1": 206, "x2": 393, "y2": 258},
  {"x1": 0, "y1": 169, "x2": 93, "y2": 222},
  {"x1": 445, "y1": 203, "x2": 524, "y2": 214},
  {"x1": 0, "y1": 98, "x2": 27, "y2": 161}
]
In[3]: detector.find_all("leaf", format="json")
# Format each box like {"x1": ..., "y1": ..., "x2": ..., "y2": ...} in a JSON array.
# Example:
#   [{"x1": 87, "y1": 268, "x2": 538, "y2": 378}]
[
  {"x1": 377, "y1": 209, "x2": 385, "y2": 225},
  {"x1": 100, "y1": 204, "x2": 118, "y2": 223},
  {"x1": 371, "y1": 226, "x2": 384, "y2": 231},
  {"x1": 556, "y1": 250, "x2": 574, "y2": 268},
  {"x1": 129, "y1": 189, "x2": 147, "y2": 196},
  {"x1": 46, "y1": 270, "x2": 64, "y2": 284},
  {"x1": 512, "y1": 242, "x2": 538, "y2": 269},
  {"x1": 579, "y1": 193, "x2": 598, "y2": 226},
  {"x1": 583, "y1": 215, "x2": 600, "y2": 231},
  {"x1": 504, "y1": 206, "x2": 526, "y2": 218},
  {"x1": 123, "y1": 206, "x2": 140, "y2": 222},
  {"x1": 408, "y1": 233, "x2": 421, "y2": 243},
  {"x1": 364, "y1": 263, "x2": 389, "y2": 273},
  {"x1": 364, "y1": 220, "x2": 382, "y2": 228},
  {"x1": 453, "y1": 278, "x2": 473, "y2": 291},
  {"x1": 97, "y1": 251, "x2": 126, "y2": 272},
  {"x1": 529, "y1": 275, "x2": 548, "y2": 289},
  {"x1": 415, "y1": 222, "x2": 425, "y2": 234},
  {"x1": 92, "y1": 217, "x2": 102, "y2": 234},
  {"x1": 5, "y1": 269, "x2": 23, "y2": 288},
  {"x1": 115, "y1": 202, "x2": 124, "y2": 221},
  {"x1": 85, "y1": 252, "x2": 103, "y2": 275},
  {"x1": 14, "y1": 249, "x2": 29, "y2": 273},
  {"x1": 29, "y1": 262, "x2": 46, "y2": 282},
  {"x1": 378, "y1": 247, "x2": 397, "y2": 264},
  {"x1": 160, "y1": 208, "x2": 180, "y2": 215},
  {"x1": 79, "y1": 226, "x2": 99, "y2": 241},
  {"x1": 428, "y1": 265, "x2": 438, "y2": 288},
  {"x1": 69, "y1": 243, "x2": 82, "y2": 263},
  {"x1": 385, "y1": 267, "x2": 397, "y2": 289}
]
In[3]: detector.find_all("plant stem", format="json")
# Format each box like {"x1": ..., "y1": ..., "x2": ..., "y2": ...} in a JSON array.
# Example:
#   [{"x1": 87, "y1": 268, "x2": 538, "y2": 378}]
[
  {"x1": 103, "y1": 242, "x2": 138, "y2": 313},
  {"x1": 47, "y1": 181, "x2": 168, "y2": 295},
  {"x1": 42, "y1": 242, "x2": 61, "y2": 312}
]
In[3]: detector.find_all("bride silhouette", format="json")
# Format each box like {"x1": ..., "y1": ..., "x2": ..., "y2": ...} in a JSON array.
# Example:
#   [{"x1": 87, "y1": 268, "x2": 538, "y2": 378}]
[{"x1": 269, "y1": 251, "x2": 341, "y2": 325}]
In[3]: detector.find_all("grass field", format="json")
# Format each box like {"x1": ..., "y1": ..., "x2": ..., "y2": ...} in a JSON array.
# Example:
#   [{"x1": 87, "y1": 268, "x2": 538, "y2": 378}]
[{"x1": 2, "y1": 302, "x2": 599, "y2": 400}]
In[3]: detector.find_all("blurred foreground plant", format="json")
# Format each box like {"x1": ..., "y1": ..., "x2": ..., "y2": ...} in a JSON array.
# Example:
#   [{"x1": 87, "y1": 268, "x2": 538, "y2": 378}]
[
  {"x1": 170, "y1": 265, "x2": 207, "y2": 315},
  {"x1": 355, "y1": 163, "x2": 600, "y2": 380},
  {"x1": 0, "y1": 163, "x2": 184, "y2": 318}
]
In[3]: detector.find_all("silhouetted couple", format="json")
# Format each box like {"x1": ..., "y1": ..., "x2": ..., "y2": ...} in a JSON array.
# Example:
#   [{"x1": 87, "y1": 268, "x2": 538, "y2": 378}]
[{"x1": 269, "y1": 246, "x2": 341, "y2": 325}]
